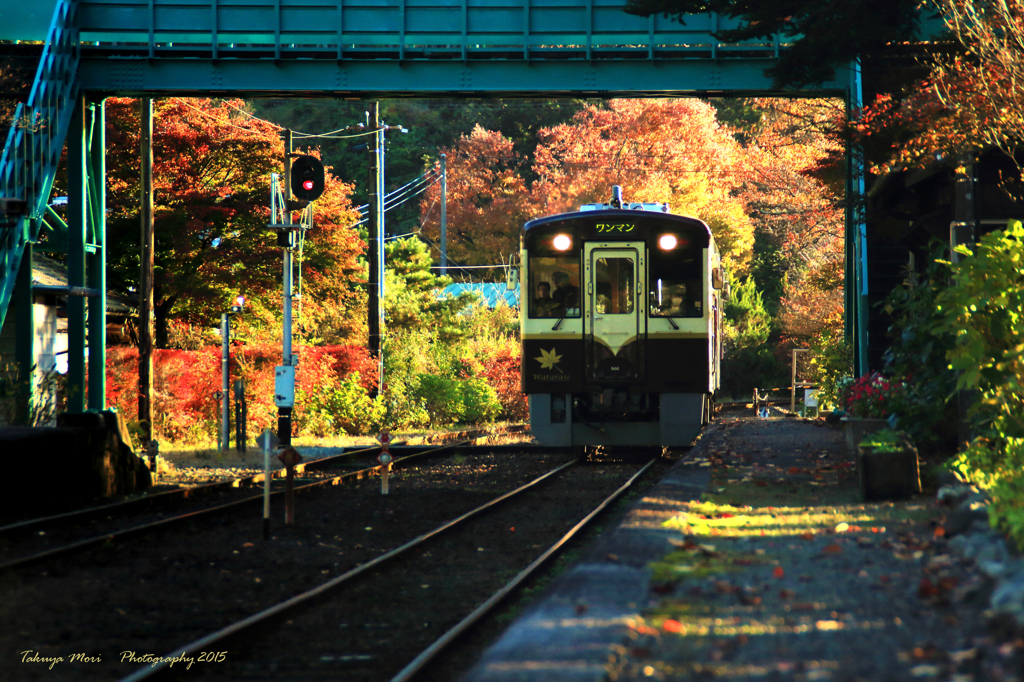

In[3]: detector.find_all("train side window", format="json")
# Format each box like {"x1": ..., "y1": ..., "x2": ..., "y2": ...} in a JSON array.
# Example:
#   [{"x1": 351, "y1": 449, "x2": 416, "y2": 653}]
[
  {"x1": 529, "y1": 255, "x2": 580, "y2": 318},
  {"x1": 650, "y1": 279, "x2": 702, "y2": 317}
]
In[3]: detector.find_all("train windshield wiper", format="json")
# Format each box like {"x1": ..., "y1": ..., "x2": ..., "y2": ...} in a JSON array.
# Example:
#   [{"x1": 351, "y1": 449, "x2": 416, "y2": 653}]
[{"x1": 552, "y1": 293, "x2": 577, "y2": 331}]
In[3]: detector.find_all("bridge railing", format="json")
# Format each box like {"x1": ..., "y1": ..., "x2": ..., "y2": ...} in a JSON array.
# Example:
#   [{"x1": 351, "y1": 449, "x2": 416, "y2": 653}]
[
  {"x1": 76, "y1": 0, "x2": 781, "y2": 60},
  {"x1": 0, "y1": 0, "x2": 79, "y2": 328}
]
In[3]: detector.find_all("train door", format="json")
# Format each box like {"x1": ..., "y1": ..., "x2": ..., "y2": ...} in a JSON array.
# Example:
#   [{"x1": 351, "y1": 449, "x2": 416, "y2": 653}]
[{"x1": 583, "y1": 242, "x2": 645, "y2": 381}]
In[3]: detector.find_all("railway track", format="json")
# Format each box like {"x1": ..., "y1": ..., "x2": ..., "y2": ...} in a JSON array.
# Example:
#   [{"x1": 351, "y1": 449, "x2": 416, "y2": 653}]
[
  {"x1": 0, "y1": 425, "x2": 529, "y2": 533},
  {"x1": 0, "y1": 439, "x2": 489, "y2": 573},
  {"x1": 3, "y1": 445, "x2": 663, "y2": 682},
  {"x1": 0, "y1": 426, "x2": 533, "y2": 573},
  {"x1": 115, "y1": 454, "x2": 663, "y2": 682}
]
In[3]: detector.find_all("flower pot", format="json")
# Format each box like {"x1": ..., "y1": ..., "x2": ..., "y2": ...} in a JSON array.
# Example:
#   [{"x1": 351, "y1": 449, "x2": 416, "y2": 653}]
[
  {"x1": 842, "y1": 417, "x2": 888, "y2": 456},
  {"x1": 858, "y1": 440, "x2": 921, "y2": 501}
]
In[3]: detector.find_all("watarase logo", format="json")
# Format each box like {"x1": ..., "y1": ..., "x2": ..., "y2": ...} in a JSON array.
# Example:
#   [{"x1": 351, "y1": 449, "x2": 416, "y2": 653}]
[{"x1": 534, "y1": 347, "x2": 563, "y2": 373}]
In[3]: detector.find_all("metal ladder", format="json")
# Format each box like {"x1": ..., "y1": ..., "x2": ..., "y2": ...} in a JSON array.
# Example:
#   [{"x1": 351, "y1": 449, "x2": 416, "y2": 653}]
[{"x1": 0, "y1": 0, "x2": 79, "y2": 330}]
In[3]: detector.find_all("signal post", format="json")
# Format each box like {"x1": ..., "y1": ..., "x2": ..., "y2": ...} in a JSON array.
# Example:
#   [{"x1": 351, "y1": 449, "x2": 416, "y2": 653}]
[{"x1": 270, "y1": 130, "x2": 324, "y2": 524}]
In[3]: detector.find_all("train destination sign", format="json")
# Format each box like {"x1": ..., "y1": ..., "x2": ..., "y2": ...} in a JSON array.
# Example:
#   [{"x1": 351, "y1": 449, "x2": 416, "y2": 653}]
[{"x1": 594, "y1": 222, "x2": 636, "y2": 234}]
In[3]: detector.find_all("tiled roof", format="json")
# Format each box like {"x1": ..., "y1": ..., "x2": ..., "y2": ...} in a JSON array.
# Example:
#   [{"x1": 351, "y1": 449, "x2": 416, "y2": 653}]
[{"x1": 31, "y1": 252, "x2": 135, "y2": 316}]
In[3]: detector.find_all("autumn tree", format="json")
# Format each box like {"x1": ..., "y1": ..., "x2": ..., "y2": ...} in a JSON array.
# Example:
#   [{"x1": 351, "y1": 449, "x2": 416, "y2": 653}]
[
  {"x1": 418, "y1": 125, "x2": 531, "y2": 276},
  {"x1": 531, "y1": 98, "x2": 756, "y2": 269},
  {"x1": 739, "y1": 98, "x2": 846, "y2": 340},
  {"x1": 857, "y1": 0, "x2": 1024, "y2": 178},
  {"x1": 250, "y1": 98, "x2": 585, "y2": 240},
  {"x1": 97, "y1": 98, "x2": 363, "y2": 346},
  {"x1": 624, "y1": 0, "x2": 931, "y2": 88}
]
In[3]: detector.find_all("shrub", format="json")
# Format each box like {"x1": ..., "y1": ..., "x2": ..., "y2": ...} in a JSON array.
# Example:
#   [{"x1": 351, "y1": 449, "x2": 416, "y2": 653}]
[
  {"x1": 458, "y1": 378, "x2": 502, "y2": 424},
  {"x1": 841, "y1": 372, "x2": 908, "y2": 420},
  {"x1": 806, "y1": 318, "x2": 852, "y2": 411},
  {"x1": 314, "y1": 373, "x2": 386, "y2": 435},
  {"x1": 413, "y1": 374, "x2": 465, "y2": 426},
  {"x1": 932, "y1": 222, "x2": 1024, "y2": 546},
  {"x1": 879, "y1": 246, "x2": 958, "y2": 446},
  {"x1": 480, "y1": 350, "x2": 528, "y2": 421},
  {"x1": 105, "y1": 341, "x2": 382, "y2": 442}
]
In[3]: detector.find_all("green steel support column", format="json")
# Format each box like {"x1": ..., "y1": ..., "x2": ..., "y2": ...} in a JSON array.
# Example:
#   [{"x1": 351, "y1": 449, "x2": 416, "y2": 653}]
[
  {"x1": 847, "y1": 60, "x2": 869, "y2": 376},
  {"x1": 13, "y1": 243, "x2": 34, "y2": 425},
  {"x1": 67, "y1": 97, "x2": 87, "y2": 413},
  {"x1": 87, "y1": 100, "x2": 106, "y2": 410}
]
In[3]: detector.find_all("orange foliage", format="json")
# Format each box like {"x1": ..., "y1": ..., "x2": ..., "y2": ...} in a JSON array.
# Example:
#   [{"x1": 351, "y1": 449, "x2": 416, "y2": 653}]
[
  {"x1": 419, "y1": 125, "x2": 531, "y2": 271},
  {"x1": 857, "y1": 1, "x2": 1024, "y2": 174},
  {"x1": 106, "y1": 343, "x2": 378, "y2": 442},
  {"x1": 531, "y1": 99, "x2": 756, "y2": 268},
  {"x1": 101, "y1": 98, "x2": 365, "y2": 341},
  {"x1": 742, "y1": 99, "x2": 846, "y2": 342}
]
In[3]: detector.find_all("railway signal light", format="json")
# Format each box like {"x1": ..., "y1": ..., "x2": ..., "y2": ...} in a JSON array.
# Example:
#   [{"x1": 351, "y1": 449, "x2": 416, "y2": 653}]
[{"x1": 290, "y1": 155, "x2": 325, "y2": 202}]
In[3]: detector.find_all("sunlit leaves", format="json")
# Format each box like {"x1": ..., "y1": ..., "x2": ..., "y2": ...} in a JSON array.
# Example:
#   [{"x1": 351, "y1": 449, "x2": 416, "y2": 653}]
[
  {"x1": 419, "y1": 125, "x2": 530, "y2": 275},
  {"x1": 101, "y1": 97, "x2": 363, "y2": 344},
  {"x1": 858, "y1": 1, "x2": 1024, "y2": 178},
  {"x1": 532, "y1": 98, "x2": 756, "y2": 269}
]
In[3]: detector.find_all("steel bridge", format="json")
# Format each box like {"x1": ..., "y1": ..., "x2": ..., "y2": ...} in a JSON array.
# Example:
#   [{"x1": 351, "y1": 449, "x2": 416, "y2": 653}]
[{"x1": 0, "y1": 0, "x2": 862, "y2": 416}]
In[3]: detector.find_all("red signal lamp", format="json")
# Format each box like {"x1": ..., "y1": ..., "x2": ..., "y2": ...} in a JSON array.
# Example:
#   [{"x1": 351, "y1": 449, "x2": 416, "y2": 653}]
[{"x1": 290, "y1": 155, "x2": 326, "y2": 202}]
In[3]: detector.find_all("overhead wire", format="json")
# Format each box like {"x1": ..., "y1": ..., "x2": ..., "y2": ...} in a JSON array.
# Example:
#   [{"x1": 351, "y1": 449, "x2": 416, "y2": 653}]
[
  {"x1": 175, "y1": 99, "x2": 275, "y2": 135},
  {"x1": 222, "y1": 99, "x2": 380, "y2": 139},
  {"x1": 165, "y1": 100, "x2": 511, "y2": 273},
  {"x1": 348, "y1": 167, "x2": 442, "y2": 228},
  {"x1": 352, "y1": 168, "x2": 441, "y2": 213}
]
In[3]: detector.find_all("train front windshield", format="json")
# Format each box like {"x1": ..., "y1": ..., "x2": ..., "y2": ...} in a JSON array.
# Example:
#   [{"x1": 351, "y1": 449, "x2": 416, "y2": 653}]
[
  {"x1": 649, "y1": 234, "x2": 703, "y2": 318},
  {"x1": 529, "y1": 256, "x2": 581, "y2": 318},
  {"x1": 525, "y1": 214, "x2": 708, "y2": 320}
]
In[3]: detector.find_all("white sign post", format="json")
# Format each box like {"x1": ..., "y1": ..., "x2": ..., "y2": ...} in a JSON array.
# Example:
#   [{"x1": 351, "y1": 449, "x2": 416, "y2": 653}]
[
  {"x1": 377, "y1": 430, "x2": 393, "y2": 495},
  {"x1": 257, "y1": 428, "x2": 278, "y2": 539}
]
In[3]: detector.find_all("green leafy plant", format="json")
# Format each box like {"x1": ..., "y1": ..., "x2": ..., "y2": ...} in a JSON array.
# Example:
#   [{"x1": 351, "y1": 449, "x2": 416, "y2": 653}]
[
  {"x1": 860, "y1": 428, "x2": 911, "y2": 454},
  {"x1": 880, "y1": 245, "x2": 958, "y2": 446},
  {"x1": 458, "y1": 378, "x2": 502, "y2": 424},
  {"x1": 317, "y1": 373, "x2": 386, "y2": 435},
  {"x1": 413, "y1": 374, "x2": 465, "y2": 426},
  {"x1": 932, "y1": 222, "x2": 1024, "y2": 546},
  {"x1": 721, "y1": 271, "x2": 785, "y2": 395},
  {"x1": 806, "y1": 324, "x2": 852, "y2": 410}
]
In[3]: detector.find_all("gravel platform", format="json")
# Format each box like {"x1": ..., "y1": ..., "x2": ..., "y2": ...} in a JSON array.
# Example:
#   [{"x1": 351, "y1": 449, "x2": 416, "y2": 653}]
[{"x1": 461, "y1": 414, "x2": 1023, "y2": 682}]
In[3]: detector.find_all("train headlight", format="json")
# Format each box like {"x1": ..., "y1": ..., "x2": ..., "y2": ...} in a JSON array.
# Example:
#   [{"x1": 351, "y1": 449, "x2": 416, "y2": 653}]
[
  {"x1": 553, "y1": 234, "x2": 572, "y2": 251},
  {"x1": 658, "y1": 234, "x2": 678, "y2": 250}
]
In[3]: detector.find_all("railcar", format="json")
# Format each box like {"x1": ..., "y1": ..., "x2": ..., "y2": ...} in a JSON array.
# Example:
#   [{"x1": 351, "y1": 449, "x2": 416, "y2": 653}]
[{"x1": 520, "y1": 186, "x2": 725, "y2": 448}]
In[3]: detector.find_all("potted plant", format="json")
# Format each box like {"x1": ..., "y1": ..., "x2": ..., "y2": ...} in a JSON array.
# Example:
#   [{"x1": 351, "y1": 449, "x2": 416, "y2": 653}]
[
  {"x1": 838, "y1": 373, "x2": 906, "y2": 455},
  {"x1": 858, "y1": 428, "x2": 921, "y2": 501}
]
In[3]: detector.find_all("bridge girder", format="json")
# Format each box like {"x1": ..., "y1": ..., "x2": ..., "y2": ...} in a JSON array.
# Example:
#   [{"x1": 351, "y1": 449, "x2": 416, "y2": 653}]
[{"x1": 79, "y1": 57, "x2": 850, "y2": 99}]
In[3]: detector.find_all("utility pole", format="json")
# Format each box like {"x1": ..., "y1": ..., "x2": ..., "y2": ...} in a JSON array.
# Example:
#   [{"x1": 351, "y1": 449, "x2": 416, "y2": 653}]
[
  {"x1": 440, "y1": 153, "x2": 447, "y2": 276},
  {"x1": 364, "y1": 104, "x2": 408, "y2": 397},
  {"x1": 367, "y1": 103, "x2": 384, "y2": 396},
  {"x1": 139, "y1": 98, "x2": 155, "y2": 446}
]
